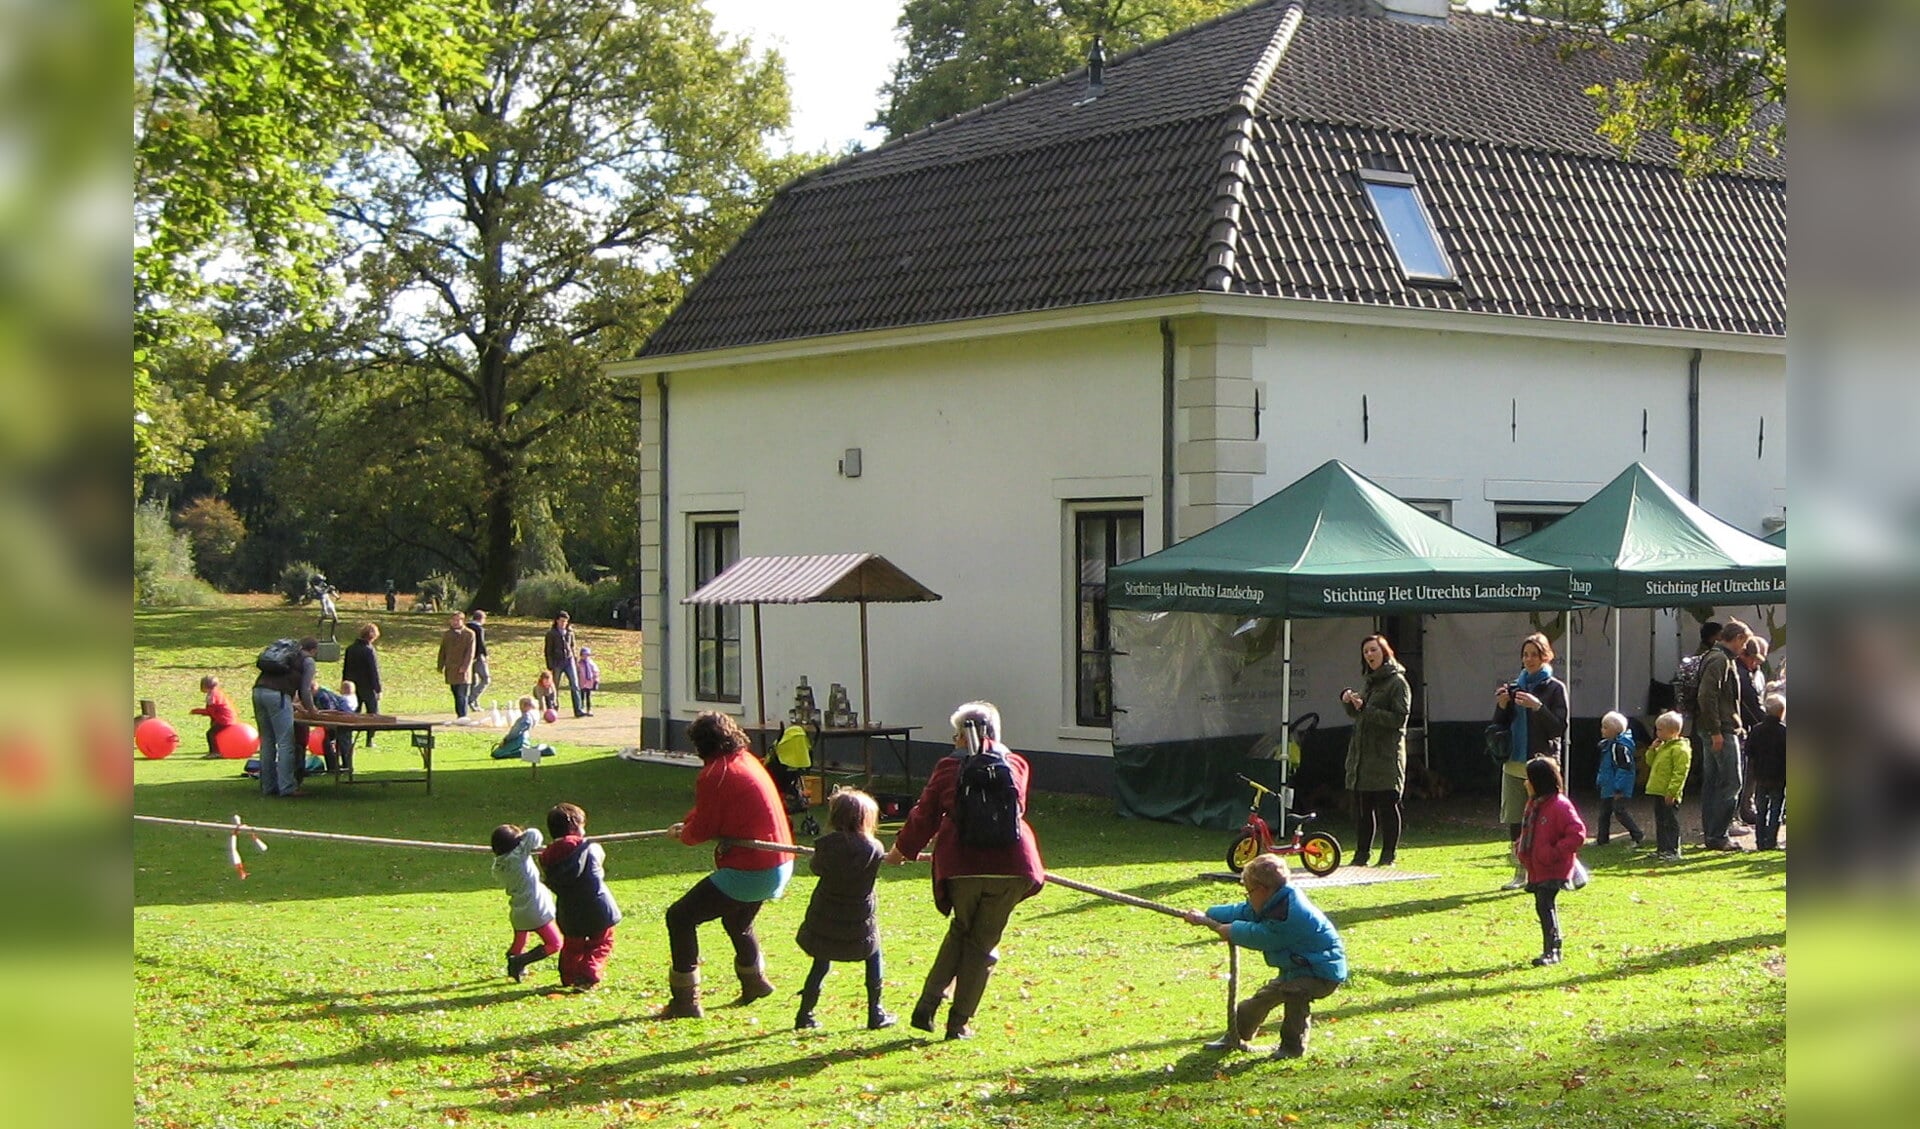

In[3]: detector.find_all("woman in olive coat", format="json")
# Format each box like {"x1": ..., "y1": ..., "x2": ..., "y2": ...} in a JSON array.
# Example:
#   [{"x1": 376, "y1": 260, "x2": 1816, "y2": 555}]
[{"x1": 1341, "y1": 634, "x2": 1412, "y2": 867}]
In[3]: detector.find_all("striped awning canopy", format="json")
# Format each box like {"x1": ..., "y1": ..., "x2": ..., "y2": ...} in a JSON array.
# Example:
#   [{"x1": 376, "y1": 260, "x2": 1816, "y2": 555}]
[{"x1": 681, "y1": 554, "x2": 941, "y2": 606}]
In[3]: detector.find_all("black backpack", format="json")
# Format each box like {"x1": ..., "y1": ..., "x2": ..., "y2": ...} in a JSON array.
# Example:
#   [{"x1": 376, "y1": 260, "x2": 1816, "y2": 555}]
[
  {"x1": 954, "y1": 736, "x2": 1023, "y2": 850},
  {"x1": 1671, "y1": 652, "x2": 1706, "y2": 715},
  {"x1": 256, "y1": 637, "x2": 303, "y2": 676}
]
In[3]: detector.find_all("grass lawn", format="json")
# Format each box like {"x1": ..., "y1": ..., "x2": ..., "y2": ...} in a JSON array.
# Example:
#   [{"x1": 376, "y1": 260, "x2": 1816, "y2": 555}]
[{"x1": 134, "y1": 604, "x2": 1785, "y2": 1128}]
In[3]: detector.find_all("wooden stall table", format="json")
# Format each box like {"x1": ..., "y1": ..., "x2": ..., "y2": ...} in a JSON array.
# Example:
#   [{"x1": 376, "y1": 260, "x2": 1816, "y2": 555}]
[
  {"x1": 294, "y1": 708, "x2": 440, "y2": 794},
  {"x1": 744, "y1": 720, "x2": 922, "y2": 790}
]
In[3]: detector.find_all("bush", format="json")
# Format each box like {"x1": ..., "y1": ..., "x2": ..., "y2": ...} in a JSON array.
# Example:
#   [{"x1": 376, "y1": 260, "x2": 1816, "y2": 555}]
[
  {"x1": 279, "y1": 560, "x2": 322, "y2": 605},
  {"x1": 173, "y1": 496, "x2": 247, "y2": 590},
  {"x1": 574, "y1": 577, "x2": 629, "y2": 627},
  {"x1": 416, "y1": 571, "x2": 468, "y2": 613},
  {"x1": 509, "y1": 569, "x2": 590, "y2": 620},
  {"x1": 135, "y1": 503, "x2": 221, "y2": 607}
]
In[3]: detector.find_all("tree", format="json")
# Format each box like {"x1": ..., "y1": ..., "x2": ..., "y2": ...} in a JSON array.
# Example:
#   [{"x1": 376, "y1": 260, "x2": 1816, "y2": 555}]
[
  {"x1": 173, "y1": 496, "x2": 248, "y2": 589},
  {"x1": 1498, "y1": 0, "x2": 1785, "y2": 175},
  {"x1": 875, "y1": 0, "x2": 1246, "y2": 138},
  {"x1": 325, "y1": 0, "x2": 818, "y2": 609},
  {"x1": 134, "y1": 0, "x2": 489, "y2": 485}
]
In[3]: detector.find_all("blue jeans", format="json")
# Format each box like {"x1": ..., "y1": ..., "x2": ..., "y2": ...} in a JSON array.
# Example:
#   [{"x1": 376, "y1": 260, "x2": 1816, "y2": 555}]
[
  {"x1": 1700, "y1": 732, "x2": 1744, "y2": 843},
  {"x1": 251, "y1": 686, "x2": 298, "y2": 796},
  {"x1": 555, "y1": 660, "x2": 584, "y2": 717}
]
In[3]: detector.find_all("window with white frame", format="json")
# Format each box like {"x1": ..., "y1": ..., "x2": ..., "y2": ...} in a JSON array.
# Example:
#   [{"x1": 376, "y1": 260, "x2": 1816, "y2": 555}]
[
  {"x1": 691, "y1": 518, "x2": 740, "y2": 702},
  {"x1": 1072, "y1": 504, "x2": 1144, "y2": 727},
  {"x1": 1407, "y1": 499, "x2": 1454, "y2": 526},
  {"x1": 1496, "y1": 504, "x2": 1574, "y2": 546},
  {"x1": 1358, "y1": 168, "x2": 1456, "y2": 284}
]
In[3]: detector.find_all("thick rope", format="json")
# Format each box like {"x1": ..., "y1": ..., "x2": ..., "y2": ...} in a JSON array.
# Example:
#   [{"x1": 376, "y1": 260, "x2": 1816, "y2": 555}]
[
  {"x1": 718, "y1": 837, "x2": 814, "y2": 855},
  {"x1": 1041, "y1": 871, "x2": 1189, "y2": 919},
  {"x1": 135, "y1": 815, "x2": 679, "y2": 854}
]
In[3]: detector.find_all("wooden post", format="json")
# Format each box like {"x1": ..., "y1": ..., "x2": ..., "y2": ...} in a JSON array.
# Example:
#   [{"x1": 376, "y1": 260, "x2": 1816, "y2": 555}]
[
  {"x1": 1203, "y1": 941, "x2": 1249, "y2": 1051},
  {"x1": 753, "y1": 602, "x2": 768, "y2": 752}
]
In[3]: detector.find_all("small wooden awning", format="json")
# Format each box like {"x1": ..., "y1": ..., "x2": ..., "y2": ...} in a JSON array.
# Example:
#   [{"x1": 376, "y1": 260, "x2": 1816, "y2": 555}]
[{"x1": 681, "y1": 554, "x2": 941, "y2": 606}]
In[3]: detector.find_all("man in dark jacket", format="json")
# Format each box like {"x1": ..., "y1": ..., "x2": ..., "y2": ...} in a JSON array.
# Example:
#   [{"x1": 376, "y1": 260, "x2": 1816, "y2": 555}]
[
  {"x1": 544, "y1": 611, "x2": 583, "y2": 718},
  {"x1": 468, "y1": 609, "x2": 492, "y2": 712},
  {"x1": 342, "y1": 623, "x2": 383, "y2": 744},
  {"x1": 252, "y1": 637, "x2": 318, "y2": 797},
  {"x1": 1693, "y1": 619, "x2": 1751, "y2": 851}
]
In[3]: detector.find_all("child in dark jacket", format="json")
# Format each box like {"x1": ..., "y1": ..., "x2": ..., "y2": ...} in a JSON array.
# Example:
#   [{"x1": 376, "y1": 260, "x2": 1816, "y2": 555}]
[
  {"x1": 793, "y1": 788, "x2": 894, "y2": 1031},
  {"x1": 1593, "y1": 711, "x2": 1644, "y2": 847},
  {"x1": 1185, "y1": 853, "x2": 1348, "y2": 1059},
  {"x1": 537, "y1": 803, "x2": 622, "y2": 989},
  {"x1": 1747, "y1": 693, "x2": 1787, "y2": 850},
  {"x1": 1516, "y1": 756, "x2": 1587, "y2": 967}
]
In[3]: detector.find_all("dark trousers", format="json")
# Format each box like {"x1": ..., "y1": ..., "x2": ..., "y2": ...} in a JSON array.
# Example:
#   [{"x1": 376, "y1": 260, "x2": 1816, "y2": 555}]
[
  {"x1": 1653, "y1": 798, "x2": 1683, "y2": 855},
  {"x1": 801, "y1": 952, "x2": 884, "y2": 1002},
  {"x1": 1595, "y1": 796, "x2": 1643, "y2": 844},
  {"x1": 1755, "y1": 787, "x2": 1787, "y2": 849},
  {"x1": 358, "y1": 693, "x2": 380, "y2": 745},
  {"x1": 666, "y1": 876, "x2": 764, "y2": 973},
  {"x1": 449, "y1": 684, "x2": 470, "y2": 718},
  {"x1": 559, "y1": 926, "x2": 615, "y2": 988},
  {"x1": 1353, "y1": 789, "x2": 1402, "y2": 862},
  {"x1": 205, "y1": 723, "x2": 230, "y2": 757},
  {"x1": 1529, "y1": 882, "x2": 1563, "y2": 953}
]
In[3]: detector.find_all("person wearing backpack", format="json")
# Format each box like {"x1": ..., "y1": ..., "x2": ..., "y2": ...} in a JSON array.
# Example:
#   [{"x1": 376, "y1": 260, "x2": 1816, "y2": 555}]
[
  {"x1": 1670, "y1": 620, "x2": 1722, "y2": 735},
  {"x1": 883, "y1": 700, "x2": 1044, "y2": 1041},
  {"x1": 251, "y1": 636, "x2": 318, "y2": 797}
]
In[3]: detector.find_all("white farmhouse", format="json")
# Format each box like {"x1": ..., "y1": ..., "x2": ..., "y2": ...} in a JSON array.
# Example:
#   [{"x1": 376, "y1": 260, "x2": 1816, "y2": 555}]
[{"x1": 611, "y1": 0, "x2": 1785, "y2": 794}]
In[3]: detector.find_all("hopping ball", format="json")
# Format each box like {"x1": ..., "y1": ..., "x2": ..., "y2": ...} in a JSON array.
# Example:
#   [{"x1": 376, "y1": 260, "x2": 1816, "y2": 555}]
[
  {"x1": 542, "y1": 708, "x2": 559, "y2": 724},
  {"x1": 306, "y1": 726, "x2": 327, "y2": 755},
  {"x1": 214, "y1": 723, "x2": 261, "y2": 759},
  {"x1": 135, "y1": 717, "x2": 180, "y2": 760}
]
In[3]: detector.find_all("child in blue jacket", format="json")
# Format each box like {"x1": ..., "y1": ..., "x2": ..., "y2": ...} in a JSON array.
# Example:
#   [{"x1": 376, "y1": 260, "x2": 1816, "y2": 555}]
[
  {"x1": 1593, "y1": 711, "x2": 1644, "y2": 847},
  {"x1": 1185, "y1": 853, "x2": 1348, "y2": 1058}
]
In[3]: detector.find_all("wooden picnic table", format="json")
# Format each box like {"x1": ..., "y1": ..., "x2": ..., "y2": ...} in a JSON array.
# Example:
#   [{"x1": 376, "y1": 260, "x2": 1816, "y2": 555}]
[{"x1": 294, "y1": 709, "x2": 440, "y2": 794}]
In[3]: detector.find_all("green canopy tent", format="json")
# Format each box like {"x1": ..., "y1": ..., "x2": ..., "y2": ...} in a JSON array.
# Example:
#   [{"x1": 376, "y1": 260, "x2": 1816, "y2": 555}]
[
  {"x1": 1106, "y1": 459, "x2": 1574, "y2": 827},
  {"x1": 1505, "y1": 462, "x2": 1786, "y2": 707},
  {"x1": 1764, "y1": 526, "x2": 1785, "y2": 547}
]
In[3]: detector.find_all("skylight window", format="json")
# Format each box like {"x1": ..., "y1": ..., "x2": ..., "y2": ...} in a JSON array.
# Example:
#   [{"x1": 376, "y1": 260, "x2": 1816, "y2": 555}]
[{"x1": 1358, "y1": 169, "x2": 1455, "y2": 284}]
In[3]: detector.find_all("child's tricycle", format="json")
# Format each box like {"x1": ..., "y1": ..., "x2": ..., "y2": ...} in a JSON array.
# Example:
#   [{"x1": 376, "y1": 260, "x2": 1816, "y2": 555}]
[{"x1": 1226, "y1": 773, "x2": 1342, "y2": 876}]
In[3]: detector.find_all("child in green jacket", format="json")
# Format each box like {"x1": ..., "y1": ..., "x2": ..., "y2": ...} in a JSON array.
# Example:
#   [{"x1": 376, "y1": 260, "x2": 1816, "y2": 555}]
[{"x1": 1644, "y1": 710, "x2": 1694, "y2": 861}]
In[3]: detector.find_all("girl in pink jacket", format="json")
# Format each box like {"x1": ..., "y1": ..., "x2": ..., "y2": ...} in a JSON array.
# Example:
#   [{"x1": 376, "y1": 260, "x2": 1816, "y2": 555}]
[{"x1": 1515, "y1": 756, "x2": 1586, "y2": 967}]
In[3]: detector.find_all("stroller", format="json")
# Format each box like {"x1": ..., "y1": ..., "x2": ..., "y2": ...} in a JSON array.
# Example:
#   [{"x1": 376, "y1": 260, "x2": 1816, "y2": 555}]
[{"x1": 766, "y1": 723, "x2": 821, "y2": 838}]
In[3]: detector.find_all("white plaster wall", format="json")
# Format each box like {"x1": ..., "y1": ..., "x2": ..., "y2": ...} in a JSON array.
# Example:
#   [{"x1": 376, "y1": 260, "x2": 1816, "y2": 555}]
[
  {"x1": 660, "y1": 322, "x2": 1164, "y2": 755},
  {"x1": 1239, "y1": 321, "x2": 1785, "y2": 726}
]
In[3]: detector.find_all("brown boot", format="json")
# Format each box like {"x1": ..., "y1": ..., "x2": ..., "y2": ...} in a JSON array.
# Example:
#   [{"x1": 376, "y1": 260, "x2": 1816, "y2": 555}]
[
  {"x1": 734, "y1": 959, "x2": 775, "y2": 1004},
  {"x1": 656, "y1": 968, "x2": 703, "y2": 1019}
]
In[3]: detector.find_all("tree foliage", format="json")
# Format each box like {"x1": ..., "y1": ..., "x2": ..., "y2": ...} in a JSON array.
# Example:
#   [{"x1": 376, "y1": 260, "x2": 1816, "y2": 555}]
[
  {"x1": 1499, "y1": 0, "x2": 1786, "y2": 175},
  {"x1": 173, "y1": 496, "x2": 248, "y2": 590},
  {"x1": 875, "y1": 0, "x2": 1246, "y2": 138},
  {"x1": 314, "y1": 0, "x2": 816, "y2": 608},
  {"x1": 134, "y1": 0, "x2": 489, "y2": 486}
]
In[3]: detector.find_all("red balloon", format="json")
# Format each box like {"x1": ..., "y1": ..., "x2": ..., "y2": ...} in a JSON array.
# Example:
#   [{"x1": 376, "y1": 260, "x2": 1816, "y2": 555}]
[
  {"x1": 214, "y1": 723, "x2": 260, "y2": 759},
  {"x1": 306, "y1": 726, "x2": 326, "y2": 755},
  {"x1": 135, "y1": 717, "x2": 180, "y2": 760},
  {"x1": 542, "y1": 708, "x2": 559, "y2": 725}
]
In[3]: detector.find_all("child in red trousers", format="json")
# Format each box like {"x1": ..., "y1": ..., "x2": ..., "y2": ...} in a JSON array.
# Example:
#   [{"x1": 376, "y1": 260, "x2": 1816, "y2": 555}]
[{"x1": 537, "y1": 803, "x2": 622, "y2": 989}]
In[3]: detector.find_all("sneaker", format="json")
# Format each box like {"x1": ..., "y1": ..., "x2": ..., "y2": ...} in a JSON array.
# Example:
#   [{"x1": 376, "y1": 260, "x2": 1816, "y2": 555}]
[
  {"x1": 1530, "y1": 949, "x2": 1563, "y2": 967},
  {"x1": 1500, "y1": 874, "x2": 1527, "y2": 891},
  {"x1": 944, "y1": 1023, "x2": 973, "y2": 1041},
  {"x1": 1631, "y1": 832, "x2": 1646, "y2": 847},
  {"x1": 1375, "y1": 856, "x2": 1396, "y2": 868},
  {"x1": 1350, "y1": 854, "x2": 1370, "y2": 868},
  {"x1": 793, "y1": 1012, "x2": 820, "y2": 1030},
  {"x1": 1271, "y1": 1043, "x2": 1305, "y2": 1060},
  {"x1": 867, "y1": 1008, "x2": 897, "y2": 1030},
  {"x1": 1656, "y1": 851, "x2": 1682, "y2": 862},
  {"x1": 909, "y1": 1007, "x2": 937, "y2": 1033}
]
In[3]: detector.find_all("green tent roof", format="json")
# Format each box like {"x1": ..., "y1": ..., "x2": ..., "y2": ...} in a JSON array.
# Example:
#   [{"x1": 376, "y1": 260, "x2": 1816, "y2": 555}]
[
  {"x1": 1108, "y1": 460, "x2": 1573, "y2": 617},
  {"x1": 1764, "y1": 525, "x2": 1785, "y2": 547},
  {"x1": 1504, "y1": 463, "x2": 1786, "y2": 607}
]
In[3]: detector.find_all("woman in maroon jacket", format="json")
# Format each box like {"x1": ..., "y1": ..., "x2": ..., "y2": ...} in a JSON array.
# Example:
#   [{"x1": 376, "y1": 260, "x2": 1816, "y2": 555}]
[
  {"x1": 1515, "y1": 756, "x2": 1587, "y2": 967},
  {"x1": 883, "y1": 701, "x2": 1044, "y2": 1041}
]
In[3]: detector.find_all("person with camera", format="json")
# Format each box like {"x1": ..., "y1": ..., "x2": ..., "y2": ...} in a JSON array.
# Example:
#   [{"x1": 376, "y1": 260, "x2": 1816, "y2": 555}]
[{"x1": 1491, "y1": 632, "x2": 1569, "y2": 889}]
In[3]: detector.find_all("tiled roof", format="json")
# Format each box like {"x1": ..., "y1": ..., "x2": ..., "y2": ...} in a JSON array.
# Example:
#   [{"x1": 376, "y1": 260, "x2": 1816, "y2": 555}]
[{"x1": 639, "y1": 0, "x2": 1784, "y2": 359}]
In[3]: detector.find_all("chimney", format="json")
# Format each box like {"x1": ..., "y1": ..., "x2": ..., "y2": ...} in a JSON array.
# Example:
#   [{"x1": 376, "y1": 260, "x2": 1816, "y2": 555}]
[
  {"x1": 1086, "y1": 35, "x2": 1105, "y2": 98},
  {"x1": 1376, "y1": 0, "x2": 1450, "y2": 24}
]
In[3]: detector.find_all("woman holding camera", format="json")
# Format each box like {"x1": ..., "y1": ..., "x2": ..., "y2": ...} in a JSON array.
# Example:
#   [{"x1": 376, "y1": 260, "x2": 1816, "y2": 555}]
[
  {"x1": 1492, "y1": 631, "x2": 1569, "y2": 890},
  {"x1": 1341, "y1": 634, "x2": 1411, "y2": 867}
]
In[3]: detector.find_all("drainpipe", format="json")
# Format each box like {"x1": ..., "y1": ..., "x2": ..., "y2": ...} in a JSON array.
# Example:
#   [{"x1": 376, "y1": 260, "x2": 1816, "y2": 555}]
[
  {"x1": 655, "y1": 372, "x2": 672, "y2": 747},
  {"x1": 1160, "y1": 318, "x2": 1176, "y2": 549},
  {"x1": 1686, "y1": 348, "x2": 1701, "y2": 501}
]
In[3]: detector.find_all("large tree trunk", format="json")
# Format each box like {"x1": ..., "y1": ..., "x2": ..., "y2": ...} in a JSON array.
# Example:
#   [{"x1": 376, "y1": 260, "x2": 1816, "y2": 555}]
[{"x1": 470, "y1": 447, "x2": 520, "y2": 611}]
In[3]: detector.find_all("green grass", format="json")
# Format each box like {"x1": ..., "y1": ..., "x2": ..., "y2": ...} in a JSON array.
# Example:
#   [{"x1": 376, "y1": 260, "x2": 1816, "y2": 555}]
[{"x1": 135, "y1": 605, "x2": 1785, "y2": 1129}]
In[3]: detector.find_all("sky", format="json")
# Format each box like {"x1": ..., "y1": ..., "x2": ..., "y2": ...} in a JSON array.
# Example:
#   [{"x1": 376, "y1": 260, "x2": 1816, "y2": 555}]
[{"x1": 702, "y1": 0, "x2": 903, "y2": 154}]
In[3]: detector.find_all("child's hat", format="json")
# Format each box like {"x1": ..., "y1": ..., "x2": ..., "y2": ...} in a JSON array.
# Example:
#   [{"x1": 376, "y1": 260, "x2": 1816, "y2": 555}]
[{"x1": 579, "y1": 646, "x2": 591, "y2": 655}]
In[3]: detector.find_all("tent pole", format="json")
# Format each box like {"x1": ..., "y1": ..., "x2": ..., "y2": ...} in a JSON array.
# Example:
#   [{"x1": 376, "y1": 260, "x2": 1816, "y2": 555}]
[
  {"x1": 1281, "y1": 617, "x2": 1293, "y2": 752},
  {"x1": 753, "y1": 603, "x2": 768, "y2": 749},
  {"x1": 1612, "y1": 608, "x2": 1622, "y2": 716},
  {"x1": 860, "y1": 600, "x2": 874, "y2": 781},
  {"x1": 1562, "y1": 610, "x2": 1572, "y2": 780}
]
